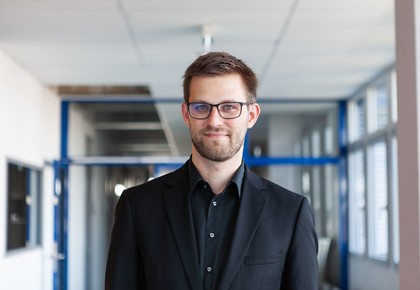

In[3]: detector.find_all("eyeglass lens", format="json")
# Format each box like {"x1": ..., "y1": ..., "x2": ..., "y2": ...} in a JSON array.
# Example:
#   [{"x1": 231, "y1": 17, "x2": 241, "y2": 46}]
[{"x1": 189, "y1": 102, "x2": 244, "y2": 119}]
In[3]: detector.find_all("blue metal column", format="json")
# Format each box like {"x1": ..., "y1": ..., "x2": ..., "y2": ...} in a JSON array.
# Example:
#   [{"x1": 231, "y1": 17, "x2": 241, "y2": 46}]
[
  {"x1": 53, "y1": 101, "x2": 69, "y2": 290},
  {"x1": 338, "y1": 100, "x2": 348, "y2": 290}
]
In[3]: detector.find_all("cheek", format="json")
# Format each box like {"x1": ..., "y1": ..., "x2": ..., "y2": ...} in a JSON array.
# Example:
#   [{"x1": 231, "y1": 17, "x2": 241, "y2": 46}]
[
  {"x1": 182, "y1": 111, "x2": 191, "y2": 128},
  {"x1": 234, "y1": 120, "x2": 250, "y2": 137},
  {"x1": 243, "y1": 115, "x2": 253, "y2": 129},
  {"x1": 185, "y1": 118, "x2": 191, "y2": 129}
]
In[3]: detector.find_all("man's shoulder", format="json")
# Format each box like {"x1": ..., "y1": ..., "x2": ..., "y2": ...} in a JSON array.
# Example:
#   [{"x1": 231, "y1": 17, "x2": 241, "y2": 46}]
[{"x1": 124, "y1": 163, "x2": 187, "y2": 199}]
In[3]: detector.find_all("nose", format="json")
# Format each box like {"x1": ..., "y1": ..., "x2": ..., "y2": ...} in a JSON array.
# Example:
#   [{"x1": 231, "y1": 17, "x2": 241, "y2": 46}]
[{"x1": 206, "y1": 105, "x2": 224, "y2": 125}]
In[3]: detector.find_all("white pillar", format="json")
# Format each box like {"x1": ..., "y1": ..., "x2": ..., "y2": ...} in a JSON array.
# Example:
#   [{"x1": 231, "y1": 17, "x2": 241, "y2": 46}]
[{"x1": 395, "y1": 0, "x2": 420, "y2": 289}]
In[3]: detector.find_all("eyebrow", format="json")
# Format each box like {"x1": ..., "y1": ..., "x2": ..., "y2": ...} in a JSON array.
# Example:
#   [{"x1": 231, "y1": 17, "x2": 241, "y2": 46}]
[{"x1": 189, "y1": 99, "x2": 245, "y2": 104}]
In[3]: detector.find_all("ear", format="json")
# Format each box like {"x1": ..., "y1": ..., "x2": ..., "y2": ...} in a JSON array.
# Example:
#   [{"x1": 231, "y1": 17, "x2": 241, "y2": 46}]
[
  {"x1": 182, "y1": 102, "x2": 191, "y2": 128},
  {"x1": 247, "y1": 103, "x2": 260, "y2": 129}
]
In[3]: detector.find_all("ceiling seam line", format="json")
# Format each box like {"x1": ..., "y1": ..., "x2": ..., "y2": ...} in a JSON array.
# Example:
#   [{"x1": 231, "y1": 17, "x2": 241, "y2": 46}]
[
  {"x1": 116, "y1": 0, "x2": 143, "y2": 66},
  {"x1": 259, "y1": 0, "x2": 301, "y2": 82}
]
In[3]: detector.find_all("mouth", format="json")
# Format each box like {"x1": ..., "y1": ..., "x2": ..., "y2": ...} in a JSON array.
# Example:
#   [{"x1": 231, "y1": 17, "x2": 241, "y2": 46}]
[{"x1": 204, "y1": 131, "x2": 228, "y2": 139}]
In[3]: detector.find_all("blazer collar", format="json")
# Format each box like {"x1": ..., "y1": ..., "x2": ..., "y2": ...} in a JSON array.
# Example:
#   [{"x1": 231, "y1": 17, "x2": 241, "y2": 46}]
[
  {"x1": 217, "y1": 168, "x2": 269, "y2": 290},
  {"x1": 163, "y1": 163, "x2": 203, "y2": 290}
]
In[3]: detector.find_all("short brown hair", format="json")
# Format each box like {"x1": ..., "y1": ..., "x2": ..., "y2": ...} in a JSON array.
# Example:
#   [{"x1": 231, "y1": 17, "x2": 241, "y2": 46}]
[{"x1": 183, "y1": 52, "x2": 258, "y2": 103}]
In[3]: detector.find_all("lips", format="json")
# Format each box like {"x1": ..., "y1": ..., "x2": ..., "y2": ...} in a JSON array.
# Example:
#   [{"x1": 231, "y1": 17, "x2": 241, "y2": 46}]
[{"x1": 204, "y1": 130, "x2": 228, "y2": 138}]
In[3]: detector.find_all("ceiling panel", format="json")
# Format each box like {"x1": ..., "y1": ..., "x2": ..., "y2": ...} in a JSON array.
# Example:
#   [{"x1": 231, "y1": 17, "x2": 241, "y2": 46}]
[
  {"x1": 121, "y1": 0, "x2": 295, "y2": 10},
  {"x1": 0, "y1": 0, "x2": 395, "y2": 156},
  {"x1": 0, "y1": 0, "x2": 395, "y2": 99}
]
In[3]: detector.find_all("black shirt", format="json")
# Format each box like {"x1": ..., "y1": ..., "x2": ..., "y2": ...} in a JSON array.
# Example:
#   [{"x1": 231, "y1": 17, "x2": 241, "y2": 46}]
[{"x1": 188, "y1": 159, "x2": 244, "y2": 290}]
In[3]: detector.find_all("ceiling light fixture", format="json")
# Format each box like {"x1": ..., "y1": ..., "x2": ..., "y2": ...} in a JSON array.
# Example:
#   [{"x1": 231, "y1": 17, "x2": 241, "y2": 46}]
[
  {"x1": 114, "y1": 183, "x2": 126, "y2": 197},
  {"x1": 201, "y1": 25, "x2": 214, "y2": 54}
]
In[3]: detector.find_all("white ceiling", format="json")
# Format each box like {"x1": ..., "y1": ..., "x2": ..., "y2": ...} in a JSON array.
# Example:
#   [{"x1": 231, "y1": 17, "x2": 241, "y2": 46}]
[
  {"x1": 0, "y1": 0, "x2": 396, "y2": 157},
  {"x1": 0, "y1": 0, "x2": 395, "y2": 100}
]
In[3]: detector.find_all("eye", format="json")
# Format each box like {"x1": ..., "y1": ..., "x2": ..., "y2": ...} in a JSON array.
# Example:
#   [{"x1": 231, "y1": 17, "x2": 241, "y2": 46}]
[
  {"x1": 192, "y1": 103, "x2": 210, "y2": 112},
  {"x1": 220, "y1": 103, "x2": 238, "y2": 112}
]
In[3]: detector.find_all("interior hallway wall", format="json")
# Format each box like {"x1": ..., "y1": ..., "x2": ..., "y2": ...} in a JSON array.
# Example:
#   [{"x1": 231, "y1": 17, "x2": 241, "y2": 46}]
[
  {"x1": 0, "y1": 49, "x2": 60, "y2": 290},
  {"x1": 88, "y1": 166, "x2": 107, "y2": 290},
  {"x1": 67, "y1": 104, "x2": 108, "y2": 290},
  {"x1": 349, "y1": 259, "x2": 398, "y2": 290},
  {"x1": 267, "y1": 114, "x2": 304, "y2": 193},
  {"x1": 394, "y1": 0, "x2": 420, "y2": 288}
]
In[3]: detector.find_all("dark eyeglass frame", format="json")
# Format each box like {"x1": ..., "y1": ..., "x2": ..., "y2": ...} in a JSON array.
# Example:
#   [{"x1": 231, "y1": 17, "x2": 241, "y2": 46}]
[{"x1": 187, "y1": 101, "x2": 251, "y2": 120}]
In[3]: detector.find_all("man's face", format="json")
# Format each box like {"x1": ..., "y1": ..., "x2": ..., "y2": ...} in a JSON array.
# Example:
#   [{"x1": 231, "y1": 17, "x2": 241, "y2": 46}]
[{"x1": 182, "y1": 74, "x2": 260, "y2": 162}]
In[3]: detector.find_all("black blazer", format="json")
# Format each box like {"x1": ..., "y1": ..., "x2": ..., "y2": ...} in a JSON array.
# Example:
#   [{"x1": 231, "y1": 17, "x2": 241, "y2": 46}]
[{"x1": 105, "y1": 163, "x2": 319, "y2": 290}]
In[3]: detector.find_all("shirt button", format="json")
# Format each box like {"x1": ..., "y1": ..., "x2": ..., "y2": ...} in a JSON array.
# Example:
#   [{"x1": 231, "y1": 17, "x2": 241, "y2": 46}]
[
  {"x1": 209, "y1": 232, "x2": 215, "y2": 238},
  {"x1": 212, "y1": 201, "x2": 217, "y2": 206},
  {"x1": 207, "y1": 266, "x2": 212, "y2": 272}
]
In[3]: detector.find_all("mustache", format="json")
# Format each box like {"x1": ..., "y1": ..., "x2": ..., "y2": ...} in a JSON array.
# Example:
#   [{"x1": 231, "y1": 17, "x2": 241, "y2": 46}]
[{"x1": 202, "y1": 126, "x2": 229, "y2": 134}]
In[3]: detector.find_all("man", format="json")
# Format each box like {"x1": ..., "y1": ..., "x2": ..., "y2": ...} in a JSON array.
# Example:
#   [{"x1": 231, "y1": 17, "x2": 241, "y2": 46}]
[{"x1": 105, "y1": 52, "x2": 319, "y2": 290}]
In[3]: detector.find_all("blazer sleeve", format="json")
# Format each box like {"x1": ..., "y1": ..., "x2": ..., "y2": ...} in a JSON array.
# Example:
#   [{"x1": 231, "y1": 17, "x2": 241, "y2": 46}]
[
  {"x1": 281, "y1": 197, "x2": 319, "y2": 290},
  {"x1": 105, "y1": 191, "x2": 145, "y2": 290}
]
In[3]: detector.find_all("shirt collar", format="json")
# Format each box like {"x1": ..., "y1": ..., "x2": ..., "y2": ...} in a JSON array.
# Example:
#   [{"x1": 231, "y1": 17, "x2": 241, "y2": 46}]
[{"x1": 188, "y1": 158, "x2": 245, "y2": 198}]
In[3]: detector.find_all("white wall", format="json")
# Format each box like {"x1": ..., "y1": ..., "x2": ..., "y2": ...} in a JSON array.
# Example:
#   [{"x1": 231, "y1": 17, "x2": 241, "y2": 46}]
[
  {"x1": 0, "y1": 50, "x2": 60, "y2": 290},
  {"x1": 89, "y1": 166, "x2": 108, "y2": 290},
  {"x1": 67, "y1": 105, "x2": 109, "y2": 290},
  {"x1": 67, "y1": 105, "x2": 93, "y2": 290}
]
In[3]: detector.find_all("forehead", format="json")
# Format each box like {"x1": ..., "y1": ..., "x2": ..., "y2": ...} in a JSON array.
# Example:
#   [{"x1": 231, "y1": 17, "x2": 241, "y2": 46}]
[{"x1": 189, "y1": 74, "x2": 247, "y2": 102}]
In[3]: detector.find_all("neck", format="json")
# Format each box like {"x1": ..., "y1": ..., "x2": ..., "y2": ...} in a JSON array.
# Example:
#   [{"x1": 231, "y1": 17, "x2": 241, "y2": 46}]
[{"x1": 191, "y1": 149, "x2": 243, "y2": 194}]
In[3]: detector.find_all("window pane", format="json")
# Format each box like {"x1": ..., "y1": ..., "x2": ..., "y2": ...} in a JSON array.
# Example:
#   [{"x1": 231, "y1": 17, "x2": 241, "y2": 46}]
[
  {"x1": 324, "y1": 165, "x2": 338, "y2": 237},
  {"x1": 312, "y1": 167, "x2": 321, "y2": 233},
  {"x1": 371, "y1": 82, "x2": 389, "y2": 132},
  {"x1": 391, "y1": 71, "x2": 398, "y2": 123},
  {"x1": 311, "y1": 130, "x2": 321, "y2": 157},
  {"x1": 302, "y1": 136, "x2": 310, "y2": 156},
  {"x1": 368, "y1": 141, "x2": 389, "y2": 260},
  {"x1": 349, "y1": 98, "x2": 365, "y2": 142},
  {"x1": 7, "y1": 164, "x2": 28, "y2": 250},
  {"x1": 28, "y1": 169, "x2": 42, "y2": 245},
  {"x1": 356, "y1": 99, "x2": 366, "y2": 139},
  {"x1": 391, "y1": 136, "x2": 399, "y2": 263},
  {"x1": 349, "y1": 150, "x2": 366, "y2": 255},
  {"x1": 7, "y1": 163, "x2": 42, "y2": 251},
  {"x1": 324, "y1": 126, "x2": 333, "y2": 155}
]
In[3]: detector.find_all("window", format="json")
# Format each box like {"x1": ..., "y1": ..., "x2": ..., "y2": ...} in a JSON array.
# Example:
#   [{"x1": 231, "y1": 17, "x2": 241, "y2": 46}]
[
  {"x1": 347, "y1": 69, "x2": 398, "y2": 262},
  {"x1": 312, "y1": 167, "x2": 322, "y2": 233},
  {"x1": 369, "y1": 82, "x2": 389, "y2": 133},
  {"x1": 311, "y1": 130, "x2": 321, "y2": 157},
  {"x1": 391, "y1": 136, "x2": 399, "y2": 263},
  {"x1": 349, "y1": 150, "x2": 366, "y2": 255},
  {"x1": 368, "y1": 141, "x2": 388, "y2": 260},
  {"x1": 349, "y1": 97, "x2": 365, "y2": 142},
  {"x1": 302, "y1": 136, "x2": 310, "y2": 156},
  {"x1": 7, "y1": 162, "x2": 42, "y2": 251},
  {"x1": 324, "y1": 126, "x2": 334, "y2": 155},
  {"x1": 391, "y1": 72, "x2": 398, "y2": 123}
]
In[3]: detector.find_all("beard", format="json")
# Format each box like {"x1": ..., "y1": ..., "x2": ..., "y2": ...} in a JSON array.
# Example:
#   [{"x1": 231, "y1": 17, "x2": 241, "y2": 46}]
[{"x1": 190, "y1": 125, "x2": 246, "y2": 162}]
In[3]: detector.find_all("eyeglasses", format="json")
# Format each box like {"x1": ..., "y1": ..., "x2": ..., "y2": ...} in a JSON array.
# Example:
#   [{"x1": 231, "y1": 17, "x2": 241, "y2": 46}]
[{"x1": 187, "y1": 102, "x2": 250, "y2": 119}]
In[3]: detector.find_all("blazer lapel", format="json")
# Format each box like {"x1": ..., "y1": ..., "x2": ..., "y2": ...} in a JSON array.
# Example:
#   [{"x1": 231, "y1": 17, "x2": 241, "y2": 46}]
[
  {"x1": 163, "y1": 165, "x2": 203, "y2": 290},
  {"x1": 217, "y1": 170, "x2": 269, "y2": 290}
]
